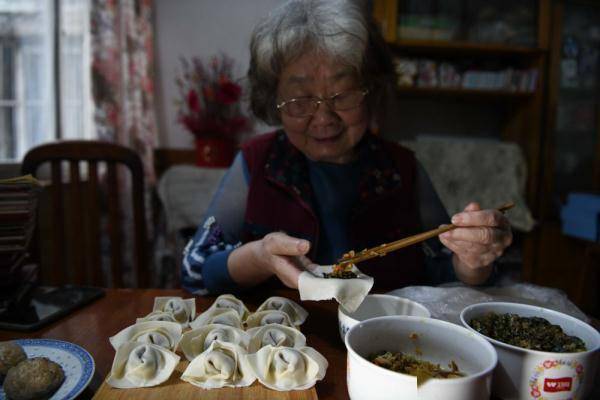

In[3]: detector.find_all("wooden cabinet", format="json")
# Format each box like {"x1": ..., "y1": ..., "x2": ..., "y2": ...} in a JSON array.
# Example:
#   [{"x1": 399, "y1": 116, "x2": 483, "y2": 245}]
[
  {"x1": 535, "y1": 0, "x2": 600, "y2": 317},
  {"x1": 373, "y1": 1, "x2": 599, "y2": 316}
]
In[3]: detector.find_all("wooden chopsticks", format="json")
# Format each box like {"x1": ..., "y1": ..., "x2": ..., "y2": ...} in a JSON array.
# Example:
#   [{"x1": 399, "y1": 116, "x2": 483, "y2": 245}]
[{"x1": 337, "y1": 202, "x2": 515, "y2": 266}]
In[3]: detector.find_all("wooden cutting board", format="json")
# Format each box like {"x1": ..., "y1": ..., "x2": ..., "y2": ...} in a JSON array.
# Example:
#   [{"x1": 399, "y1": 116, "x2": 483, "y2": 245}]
[{"x1": 92, "y1": 359, "x2": 318, "y2": 400}]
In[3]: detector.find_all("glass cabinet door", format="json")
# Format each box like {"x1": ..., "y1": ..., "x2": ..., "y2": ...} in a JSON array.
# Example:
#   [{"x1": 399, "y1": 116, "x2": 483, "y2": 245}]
[{"x1": 553, "y1": 2, "x2": 600, "y2": 210}]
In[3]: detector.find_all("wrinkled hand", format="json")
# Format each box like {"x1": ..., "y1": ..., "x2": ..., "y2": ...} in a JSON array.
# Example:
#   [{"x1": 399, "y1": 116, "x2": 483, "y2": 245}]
[
  {"x1": 439, "y1": 202, "x2": 512, "y2": 271},
  {"x1": 251, "y1": 232, "x2": 312, "y2": 289}
]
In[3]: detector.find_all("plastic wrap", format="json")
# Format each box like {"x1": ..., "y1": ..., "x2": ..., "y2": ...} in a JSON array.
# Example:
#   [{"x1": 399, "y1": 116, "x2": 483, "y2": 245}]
[{"x1": 387, "y1": 282, "x2": 590, "y2": 325}]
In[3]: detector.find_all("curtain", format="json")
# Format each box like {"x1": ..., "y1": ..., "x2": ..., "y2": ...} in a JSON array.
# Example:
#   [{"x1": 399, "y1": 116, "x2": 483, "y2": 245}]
[
  {"x1": 90, "y1": 0, "x2": 157, "y2": 185},
  {"x1": 90, "y1": 0, "x2": 158, "y2": 286}
]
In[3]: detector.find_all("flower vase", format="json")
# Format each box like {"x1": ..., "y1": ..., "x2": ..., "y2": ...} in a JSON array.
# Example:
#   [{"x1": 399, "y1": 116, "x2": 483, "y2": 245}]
[{"x1": 194, "y1": 138, "x2": 235, "y2": 167}]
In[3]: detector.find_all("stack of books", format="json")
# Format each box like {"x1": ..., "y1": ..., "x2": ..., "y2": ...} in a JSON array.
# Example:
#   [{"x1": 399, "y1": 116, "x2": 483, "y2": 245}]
[{"x1": 0, "y1": 175, "x2": 42, "y2": 286}]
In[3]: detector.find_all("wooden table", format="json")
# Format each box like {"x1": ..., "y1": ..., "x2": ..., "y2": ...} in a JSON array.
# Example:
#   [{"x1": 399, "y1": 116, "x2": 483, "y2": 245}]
[{"x1": 0, "y1": 288, "x2": 348, "y2": 399}]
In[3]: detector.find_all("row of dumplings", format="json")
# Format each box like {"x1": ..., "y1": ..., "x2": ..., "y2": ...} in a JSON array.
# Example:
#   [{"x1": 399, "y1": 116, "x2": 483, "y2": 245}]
[{"x1": 105, "y1": 294, "x2": 328, "y2": 391}]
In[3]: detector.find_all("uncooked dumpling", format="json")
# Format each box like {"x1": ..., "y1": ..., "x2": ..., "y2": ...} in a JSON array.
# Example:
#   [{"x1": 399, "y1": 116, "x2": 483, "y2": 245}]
[
  {"x1": 190, "y1": 308, "x2": 243, "y2": 330},
  {"x1": 109, "y1": 321, "x2": 182, "y2": 351},
  {"x1": 246, "y1": 324, "x2": 307, "y2": 353},
  {"x1": 106, "y1": 342, "x2": 180, "y2": 388},
  {"x1": 153, "y1": 297, "x2": 196, "y2": 326},
  {"x1": 256, "y1": 296, "x2": 308, "y2": 325},
  {"x1": 245, "y1": 310, "x2": 297, "y2": 330},
  {"x1": 136, "y1": 311, "x2": 178, "y2": 324},
  {"x1": 245, "y1": 345, "x2": 328, "y2": 391},
  {"x1": 178, "y1": 324, "x2": 250, "y2": 361},
  {"x1": 210, "y1": 294, "x2": 250, "y2": 320},
  {"x1": 180, "y1": 341, "x2": 256, "y2": 389}
]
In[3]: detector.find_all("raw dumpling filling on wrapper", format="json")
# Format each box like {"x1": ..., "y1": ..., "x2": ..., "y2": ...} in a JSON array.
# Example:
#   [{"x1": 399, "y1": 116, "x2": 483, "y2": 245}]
[{"x1": 298, "y1": 264, "x2": 374, "y2": 312}]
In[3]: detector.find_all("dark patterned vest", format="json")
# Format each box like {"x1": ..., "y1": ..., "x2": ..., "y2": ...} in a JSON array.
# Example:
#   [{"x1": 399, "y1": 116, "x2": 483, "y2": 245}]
[{"x1": 241, "y1": 131, "x2": 425, "y2": 290}]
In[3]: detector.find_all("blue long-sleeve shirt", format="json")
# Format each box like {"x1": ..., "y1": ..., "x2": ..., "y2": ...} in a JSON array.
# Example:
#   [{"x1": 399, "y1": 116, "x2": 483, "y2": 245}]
[{"x1": 182, "y1": 151, "x2": 456, "y2": 295}]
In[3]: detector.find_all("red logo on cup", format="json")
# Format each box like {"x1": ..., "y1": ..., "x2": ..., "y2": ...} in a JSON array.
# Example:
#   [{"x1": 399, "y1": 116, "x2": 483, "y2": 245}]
[{"x1": 543, "y1": 377, "x2": 572, "y2": 392}]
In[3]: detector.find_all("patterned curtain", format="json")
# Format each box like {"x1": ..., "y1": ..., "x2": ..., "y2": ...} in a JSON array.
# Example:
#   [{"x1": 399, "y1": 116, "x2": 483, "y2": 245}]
[
  {"x1": 90, "y1": 0, "x2": 158, "y2": 286},
  {"x1": 90, "y1": 0, "x2": 157, "y2": 185}
]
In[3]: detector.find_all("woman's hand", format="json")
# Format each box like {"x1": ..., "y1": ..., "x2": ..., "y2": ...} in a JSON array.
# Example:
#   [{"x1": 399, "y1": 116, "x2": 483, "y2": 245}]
[
  {"x1": 228, "y1": 232, "x2": 311, "y2": 289},
  {"x1": 439, "y1": 202, "x2": 512, "y2": 284}
]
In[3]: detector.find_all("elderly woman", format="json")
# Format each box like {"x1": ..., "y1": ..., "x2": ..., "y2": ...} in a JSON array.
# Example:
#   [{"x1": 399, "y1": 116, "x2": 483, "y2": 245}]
[{"x1": 182, "y1": 0, "x2": 512, "y2": 295}]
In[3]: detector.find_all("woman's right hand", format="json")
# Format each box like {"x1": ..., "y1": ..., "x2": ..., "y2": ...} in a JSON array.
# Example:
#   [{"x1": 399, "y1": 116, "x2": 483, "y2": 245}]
[{"x1": 228, "y1": 232, "x2": 311, "y2": 289}]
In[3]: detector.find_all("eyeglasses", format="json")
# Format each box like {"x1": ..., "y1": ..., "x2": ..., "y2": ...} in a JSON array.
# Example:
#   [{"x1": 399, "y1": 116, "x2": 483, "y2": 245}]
[{"x1": 276, "y1": 89, "x2": 369, "y2": 117}]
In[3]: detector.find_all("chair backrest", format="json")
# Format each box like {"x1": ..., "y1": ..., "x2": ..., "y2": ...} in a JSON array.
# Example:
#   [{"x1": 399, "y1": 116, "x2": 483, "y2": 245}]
[{"x1": 21, "y1": 140, "x2": 148, "y2": 288}]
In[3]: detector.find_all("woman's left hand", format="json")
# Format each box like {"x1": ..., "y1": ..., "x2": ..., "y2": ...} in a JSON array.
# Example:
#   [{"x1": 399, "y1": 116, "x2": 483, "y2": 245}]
[{"x1": 439, "y1": 202, "x2": 512, "y2": 283}]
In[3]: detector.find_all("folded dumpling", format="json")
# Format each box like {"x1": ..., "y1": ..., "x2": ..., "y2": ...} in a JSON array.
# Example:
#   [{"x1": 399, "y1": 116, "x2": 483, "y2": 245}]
[
  {"x1": 136, "y1": 311, "x2": 178, "y2": 324},
  {"x1": 245, "y1": 310, "x2": 297, "y2": 330},
  {"x1": 245, "y1": 345, "x2": 328, "y2": 391},
  {"x1": 256, "y1": 296, "x2": 308, "y2": 326},
  {"x1": 178, "y1": 324, "x2": 250, "y2": 361},
  {"x1": 153, "y1": 297, "x2": 196, "y2": 327},
  {"x1": 181, "y1": 341, "x2": 256, "y2": 389},
  {"x1": 190, "y1": 308, "x2": 243, "y2": 330},
  {"x1": 109, "y1": 321, "x2": 182, "y2": 351},
  {"x1": 106, "y1": 342, "x2": 180, "y2": 388},
  {"x1": 209, "y1": 294, "x2": 250, "y2": 320},
  {"x1": 246, "y1": 324, "x2": 306, "y2": 353}
]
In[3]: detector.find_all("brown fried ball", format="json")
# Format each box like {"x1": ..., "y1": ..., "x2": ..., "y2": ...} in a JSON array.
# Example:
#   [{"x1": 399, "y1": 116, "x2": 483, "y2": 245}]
[
  {"x1": 0, "y1": 341, "x2": 27, "y2": 383},
  {"x1": 3, "y1": 357, "x2": 65, "y2": 400}
]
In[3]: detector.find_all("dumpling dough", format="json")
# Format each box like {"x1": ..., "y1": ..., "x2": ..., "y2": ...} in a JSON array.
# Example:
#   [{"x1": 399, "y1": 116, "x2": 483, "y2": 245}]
[
  {"x1": 153, "y1": 297, "x2": 196, "y2": 326},
  {"x1": 245, "y1": 310, "x2": 297, "y2": 329},
  {"x1": 256, "y1": 297, "x2": 308, "y2": 326},
  {"x1": 245, "y1": 345, "x2": 328, "y2": 391},
  {"x1": 109, "y1": 321, "x2": 182, "y2": 351},
  {"x1": 181, "y1": 341, "x2": 255, "y2": 389},
  {"x1": 190, "y1": 308, "x2": 243, "y2": 330},
  {"x1": 246, "y1": 324, "x2": 307, "y2": 353},
  {"x1": 106, "y1": 342, "x2": 180, "y2": 389},
  {"x1": 178, "y1": 324, "x2": 250, "y2": 361}
]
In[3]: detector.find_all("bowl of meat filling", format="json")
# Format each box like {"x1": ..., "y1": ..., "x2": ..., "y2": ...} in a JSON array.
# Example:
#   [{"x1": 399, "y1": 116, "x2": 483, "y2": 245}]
[
  {"x1": 460, "y1": 302, "x2": 600, "y2": 400},
  {"x1": 344, "y1": 315, "x2": 497, "y2": 400}
]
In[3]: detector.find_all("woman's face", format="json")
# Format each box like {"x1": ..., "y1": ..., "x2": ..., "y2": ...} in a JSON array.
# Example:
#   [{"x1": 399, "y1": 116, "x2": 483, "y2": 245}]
[{"x1": 277, "y1": 51, "x2": 369, "y2": 164}]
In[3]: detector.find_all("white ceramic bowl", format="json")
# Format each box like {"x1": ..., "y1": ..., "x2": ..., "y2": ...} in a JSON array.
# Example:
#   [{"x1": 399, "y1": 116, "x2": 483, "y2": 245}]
[
  {"x1": 338, "y1": 294, "x2": 430, "y2": 341},
  {"x1": 460, "y1": 302, "x2": 600, "y2": 400},
  {"x1": 345, "y1": 315, "x2": 497, "y2": 400}
]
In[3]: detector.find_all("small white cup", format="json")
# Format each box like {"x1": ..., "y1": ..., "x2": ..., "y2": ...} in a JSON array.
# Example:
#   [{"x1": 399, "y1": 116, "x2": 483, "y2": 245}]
[{"x1": 338, "y1": 294, "x2": 430, "y2": 341}]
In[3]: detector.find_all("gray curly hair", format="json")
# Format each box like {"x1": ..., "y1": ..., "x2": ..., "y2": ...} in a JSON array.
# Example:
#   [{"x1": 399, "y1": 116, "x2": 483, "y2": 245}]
[{"x1": 248, "y1": 0, "x2": 394, "y2": 125}]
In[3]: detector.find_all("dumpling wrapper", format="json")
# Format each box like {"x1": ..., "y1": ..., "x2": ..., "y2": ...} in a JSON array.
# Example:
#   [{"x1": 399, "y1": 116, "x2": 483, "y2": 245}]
[
  {"x1": 245, "y1": 345, "x2": 328, "y2": 391},
  {"x1": 181, "y1": 341, "x2": 256, "y2": 389},
  {"x1": 255, "y1": 296, "x2": 308, "y2": 326},
  {"x1": 109, "y1": 321, "x2": 182, "y2": 351},
  {"x1": 190, "y1": 308, "x2": 243, "y2": 330},
  {"x1": 136, "y1": 311, "x2": 178, "y2": 324},
  {"x1": 245, "y1": 310, "x2": 297, "y2": 330},
  {"x1": 178, "y1": 324, "x2": 250, "y2": 361},
  {"x1": 246, "y1": 323, "x2": 306, "y2": 353},
  {"x1": 106, "y1": 342, "x2": 180, "y2": 389},
  {"x1": 298, "y1": 264, "x2": 373, "y2": 313},
  {"x1": 153, "y1": 297, "x2": 196, "y2": 327},
  {"x1": 209, "y1": 294, "x2": 250, "y2": 320}
]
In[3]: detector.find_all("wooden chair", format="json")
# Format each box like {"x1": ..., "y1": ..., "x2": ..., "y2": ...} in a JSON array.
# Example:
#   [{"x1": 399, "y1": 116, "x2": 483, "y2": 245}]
[{"x1": 21, "y1": 140, "x2": 148, "y2": 288}]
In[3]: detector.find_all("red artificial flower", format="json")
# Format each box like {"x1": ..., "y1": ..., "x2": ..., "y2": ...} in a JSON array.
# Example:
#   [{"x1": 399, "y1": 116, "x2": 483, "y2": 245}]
[
  {"x1": 187, "y1": 89, "x2": 201, "y2": 113},
  {"x1": 216, "y1": 81, "x2": 242, "y2": 105}
]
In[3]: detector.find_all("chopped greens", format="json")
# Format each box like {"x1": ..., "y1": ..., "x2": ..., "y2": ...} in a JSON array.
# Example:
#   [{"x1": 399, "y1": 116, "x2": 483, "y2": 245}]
[
  {"x1": 369, "y1": 351, "x2": 464, "y2": 384},
  {"x1": 469, "y1": 312, "x2": 586, "y2": 353}
]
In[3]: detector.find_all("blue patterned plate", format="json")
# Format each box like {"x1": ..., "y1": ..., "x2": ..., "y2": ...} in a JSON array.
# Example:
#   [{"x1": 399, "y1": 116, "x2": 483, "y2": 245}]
[{"x1": 0, "y1": 338, "x2": 95, "y2": 400}]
